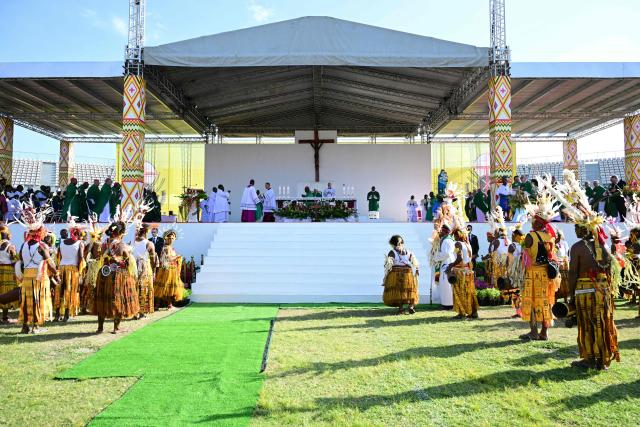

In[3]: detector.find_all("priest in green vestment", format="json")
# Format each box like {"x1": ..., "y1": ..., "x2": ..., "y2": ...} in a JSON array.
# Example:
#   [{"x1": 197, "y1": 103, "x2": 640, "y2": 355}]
[
  {"x1": 71, "y1": 182, "x2": 90, "y2": 221},
  {"x1": 473, "y1": 188, "x2": 489, "y2": 222},
  {"x1": 86, "y1": 179, "x2": 101, "y2": 215},
  {"x1": 109, "y1": 182, "x2": 122, "y2": 217},
  {"x1": 95, "y1": 178, "x2": 113, "y2": 222},
  {"x1": 61, "y1": 178, "x2": 78, "y2": 220},
  {"x1": 367, "y1": 186, "x2": 380, "y2": 212},
  {"x1": 590, "y1": 180, "x2": 606, "y2": 213}
]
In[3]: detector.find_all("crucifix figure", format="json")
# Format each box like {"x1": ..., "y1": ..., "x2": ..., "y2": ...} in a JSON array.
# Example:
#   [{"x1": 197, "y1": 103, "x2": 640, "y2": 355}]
[{"x1": 298, "y1": 129, "x2": 335, "y2": 182}]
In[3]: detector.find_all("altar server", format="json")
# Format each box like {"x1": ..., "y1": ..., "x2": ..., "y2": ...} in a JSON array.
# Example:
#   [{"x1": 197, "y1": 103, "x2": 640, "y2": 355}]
[
  {"x1": 214, "y1": 185, "x2": 230, "y2": 223},
  {"x1": 205, "y1": 187, "x2": 217, "y2": 222},
  {"x1": 262, "y1": 182, "x2": 276, "y2": 222},
  {"x1": 240, "y1": 179, "x2": 260, "y2": 222},
  {"x1": 406, "y1": 195, "x2": 418, "y2": 222},
  {"x1": 323, "y1": 182, "x2": 336, "y2": 198}
]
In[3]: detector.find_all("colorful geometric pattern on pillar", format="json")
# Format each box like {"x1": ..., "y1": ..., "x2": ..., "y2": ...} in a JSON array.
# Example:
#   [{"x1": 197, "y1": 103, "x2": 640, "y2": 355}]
[
  {"x1": 0, "y1": 117, "x2": 14, "y2": 185},
  {"x1": 562, "y1": 139, "x2": 579, "y2": 179},
  {"x1": 58, "y1": 140, "x2": 75, "y2": 188},
  {"x1": 488, "y1": 75, "x2": 513, "y2": 207},
  {"x1": 121, "y1": 75, "x2": 146, "y2": 212},
  {"x1": 624, "y1": 115, "x2": 640, "y2": 183}
]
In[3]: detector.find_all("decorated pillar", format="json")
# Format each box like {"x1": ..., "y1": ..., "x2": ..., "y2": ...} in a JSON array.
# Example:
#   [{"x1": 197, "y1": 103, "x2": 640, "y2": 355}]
[
  {"x1": 58, "y1": 140, "x2": 75, "y2": 188},
  {"x1": 562, "y1": 139, "x2": 579, "y2": 179},
  {"x1": 0, "y1": 117, "x2": 14, "y2": 185},
  {"x1": 121, "y1": 74, "x2": 146, "y2": 212},
  {"x1": 624, "y1": 114, "x2": 640, "y2": 183},
  {"x1": 489, "y1": 75, "x2": 514, "y2": 208}
]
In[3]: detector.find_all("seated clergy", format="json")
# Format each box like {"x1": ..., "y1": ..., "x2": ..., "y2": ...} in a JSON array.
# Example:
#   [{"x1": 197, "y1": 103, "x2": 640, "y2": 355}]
[{"x1": 323, "y1": 183, "x2": 336, "y2": 198}]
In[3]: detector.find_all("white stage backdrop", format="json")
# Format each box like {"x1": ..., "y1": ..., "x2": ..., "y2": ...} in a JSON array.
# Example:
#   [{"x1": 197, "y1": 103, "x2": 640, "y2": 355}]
[{"x1": 204, "y1": 144, "x2": 432, "y2": 222}]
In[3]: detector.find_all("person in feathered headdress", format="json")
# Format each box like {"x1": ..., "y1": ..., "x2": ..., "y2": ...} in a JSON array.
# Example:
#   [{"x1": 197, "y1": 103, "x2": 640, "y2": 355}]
[
  {"x1": 131, "y1": 222, "x2": 156, "y2": 318},
  {"x1": 14, "y1": 202, "x2": 59, "y2": 333},
  {"x1": 517, "y1": 179, "x2": 561, "y2": 341},
  {"x1": 622, "y1": 196, "x2": 640, "y2": 312},
  {"x1": 487, "y1": 206, "x2": 511, "y2": 290},
  {"x1": 547, "y1": 170, "x2": 620, "y2": 369},
  {"x1": 80, "y1": 214, "x2": 104, "y2": 315},
  {"x1": 53, "y1": 217, "x2": 85, "y2": 322},
  {"x1": 94, "y1": 206, "x2": 140, "y2": 334},
  {"x1": 154, "y1": 226, "x2": 185, "y2": 309},
  {"x1": 506, "y1": 221, "x2": 526, "y2": 318},
  {"x1": 446, "y1": 206, "x2": 479, "y2": 319}
]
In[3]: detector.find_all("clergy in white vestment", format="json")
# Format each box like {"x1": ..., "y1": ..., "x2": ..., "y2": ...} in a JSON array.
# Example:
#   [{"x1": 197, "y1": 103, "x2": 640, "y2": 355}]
[
  {"x1": 213, "y1": 185, "x2": 229, "y2": 223},
  {"x1": 205, "y1": 187, "x2": 217, "y2": 222},
  {"x1": 433, "y1": 222, "x2": 456, "y2": 308},
  {"x1": 322, "y1": 182, "x2": 336, "y2": 198},
  {"x1": 406, "y1": 196, "x2": 418, "y2": 222},
  {"x1": 240, "y1": 179, "x2": 260, "y2": 222},
  {"x1": 262, "y1": 182, "x2": 277, "y2": 222}
]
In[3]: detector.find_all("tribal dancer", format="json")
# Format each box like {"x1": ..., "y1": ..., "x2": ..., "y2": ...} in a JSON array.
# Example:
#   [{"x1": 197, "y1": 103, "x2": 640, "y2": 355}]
[
  {"x1": 94, "y1": 220, "x2": 139, "y2": 334},
  {"x1": 519, "y1": 180, "x2": 561, "y2": 341},
  {"x1": 15, "y1": 204, "x2": 58, "y2": 333},
  {"x1": 383, "y1": 235, "x2": 419, "y2": 314},
  {"x1": 448, "y1": 213, "x2": 479, "y2": 319},
  {"x1": 555, "y1": 230, "x2": 571, "y2": 303},
  {"x1": 81, "y1": 219, "x2": 103, "y2": 315},
  {"x1": 154, "y1": 229, "x2": 184, "y2": 309},
  {"x1": 507, "y1": 224, "x2": 525, "y2": 318},
  {"x1": 488, "y1": 207, "x2": 510, "y2": 290},
  {"x1": 553, "y1": 170, "x2": 620, "y2": 370},
  {"x1": 132, "y1": 223, "x2": 156, "y2": 318},
  {"x1": 623, "y1": 197, "x2": 640, "y2": 317},
  {"x1": 54, "y1": 226, "x2": 84, "y2": 321},
  {"x1": 0, "y1": 226, "x2": 18, "y2": 323},
  {"x1": 430, "y1": 187, "x2": 459, "y2": 309}
]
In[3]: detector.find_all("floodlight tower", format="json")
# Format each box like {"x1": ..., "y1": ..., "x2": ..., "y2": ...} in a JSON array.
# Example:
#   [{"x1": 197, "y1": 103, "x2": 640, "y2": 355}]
[
  {"x1": 488, "y1": 0, "x2": 513, "y2": 208},
  {"x1": 120, "y1": 0, "x2": 147, "y2": 212}
]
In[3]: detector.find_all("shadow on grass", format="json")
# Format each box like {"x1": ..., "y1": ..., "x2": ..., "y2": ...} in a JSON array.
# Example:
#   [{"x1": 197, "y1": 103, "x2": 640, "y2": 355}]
[
  {"x1": 511, "y1": 344, "x2": 577, "y2": 366},
  {"x1": 619, "y1": 338, "x2": 640, "y2": 350},
  {"x1": 614, "y1": 317, "x2": 640, "y2": 329},
  {"x1": 273, "y1": 339, "x2": 521, "y2": 378},
  {"x1": 288, "y1": 315, "x2": 460, "y2": 332},
  {"x1": 0, "y1": 330, "x2": 97, "y2": 343},
  {"x1": 555, "y1": 379, "x2": 640, "y2": 410},
  {"x1": 257, "y1": 367, "x2": 595, "y2": 418}
]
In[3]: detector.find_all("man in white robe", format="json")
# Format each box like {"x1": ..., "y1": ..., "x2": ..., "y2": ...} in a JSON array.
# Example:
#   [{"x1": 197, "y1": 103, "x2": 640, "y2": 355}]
[
  {"x1": 322, "y1": 182, "x2": 336, "y2": 198},
  {"x1": 205, "y1": 187, "x2": 217, "y2": 222},
  {"x1": 433, "y1": 223, "x2": 456, "y2": 309},
  {"x1": 406, "y1": 196, "x2": 418, "y2": 222},
  {"x1": 262, "y1": 182, "x2": 276, "y2": 222},
  {"x1": 213, "y1": 185, "x2": 229, "y2": 223},
  {"x1": 240, "y1": 179, "x2": 260, "y2": 222}
]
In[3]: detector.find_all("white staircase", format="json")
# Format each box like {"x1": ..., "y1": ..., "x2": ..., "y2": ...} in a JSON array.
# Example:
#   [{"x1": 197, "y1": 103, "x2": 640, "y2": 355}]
[{"x1": 192, "y1": 223, "x2": 432, "y2": 303}]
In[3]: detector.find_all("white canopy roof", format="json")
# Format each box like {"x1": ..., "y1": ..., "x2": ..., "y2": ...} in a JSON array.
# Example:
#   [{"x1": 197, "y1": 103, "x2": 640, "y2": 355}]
[{"x1": 144, "y1": 16, "x2": 489, "y2": 68}]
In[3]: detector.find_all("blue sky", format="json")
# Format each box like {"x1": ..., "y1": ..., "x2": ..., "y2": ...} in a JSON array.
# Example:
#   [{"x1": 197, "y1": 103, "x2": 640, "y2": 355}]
[{"x1": 1, "y1": 0, "x2": 638, "y2": 163}]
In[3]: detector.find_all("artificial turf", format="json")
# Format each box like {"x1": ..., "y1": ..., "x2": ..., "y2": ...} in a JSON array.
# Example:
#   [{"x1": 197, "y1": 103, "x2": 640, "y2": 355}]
[{"x1": 59, "y1": 304, "x2": 278, "y2": 426}]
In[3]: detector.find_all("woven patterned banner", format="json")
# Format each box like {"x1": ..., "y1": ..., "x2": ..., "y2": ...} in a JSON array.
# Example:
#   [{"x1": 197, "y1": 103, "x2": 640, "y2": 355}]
[
  {"x1": 0, "y1": 117, "x2": 13, "y2": 185},
  {"x1": 563, "y1": 139, "x2": 579, "y2": 178},
  {"x1": 624, "y1": 115, "x2": 640, "y2": 183},
  {"x1": 489, "y1": 76, "x2": 513, "y2": 183},
  {"x1": 121, "y1": 75, "x2": 146, "y2": 212},
  {"x1": 58, "y1": 140, "x2": 75, "y2": 188}
]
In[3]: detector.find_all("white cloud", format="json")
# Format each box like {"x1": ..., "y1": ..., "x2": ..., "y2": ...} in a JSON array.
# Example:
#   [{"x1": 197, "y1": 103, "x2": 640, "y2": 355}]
[
  {"x1": 248, "y1": 1, "x2": 273, "y2": 23},
  {"x1": 111, "y1": 16, "x2": 128, "y2": 37}
]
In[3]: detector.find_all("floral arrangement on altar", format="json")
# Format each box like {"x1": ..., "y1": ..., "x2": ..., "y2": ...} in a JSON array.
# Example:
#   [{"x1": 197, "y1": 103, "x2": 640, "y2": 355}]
[
  {"x1": 622, "y1": 180, "x2": 640, "y2": 198},
  {"x1": 177, "y1": 188, "x2": 207, "y2": 222},
  {"x1": 275, "y1": 201, "x2": 357, "y2": 222}
]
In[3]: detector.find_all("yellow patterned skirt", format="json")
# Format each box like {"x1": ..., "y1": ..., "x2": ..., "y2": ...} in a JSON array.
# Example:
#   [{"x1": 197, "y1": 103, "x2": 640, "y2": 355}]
[
  {"x1": 55, "y1": 265, "x2": 80, "y2": 316},
  {"x1": 136, "y1": 258, "x2": 154, "y2": 314},
  {"x1": 383, "y1": 266, "x2": 419, "y2": 307},
  {"x1": 94, "y1": 269, "x2": 140, "y2": 319},
  {"x1": 451, "y1": 265, "x2": 479, "y2": 316},
  {"x1": 491, "y1": 253, "x2": 508, "y2": 288},
  {"x1": 575, "y1": 277, "x2": 620, "y2": 367},
  {"x1": 19, "y1": 268, "x2": 49, "y2": 326},
  {"x1": 155, "y1": 263, "x2": 184, "y2": 303},
  {"x1": 0, "y1": 264, "x2": 18, "y2": 310},
  {"x1": 80, "y1": 259, "x2": 100, "y2": 311},
  {"x1": 521, "y1": 264, "x2": 559, "y2": 326}
]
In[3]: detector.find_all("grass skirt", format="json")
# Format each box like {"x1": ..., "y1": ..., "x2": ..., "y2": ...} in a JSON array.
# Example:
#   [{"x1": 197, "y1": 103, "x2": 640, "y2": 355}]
[
  {"x1": 55, "y1": 265, "x2": 80, "y2": 316},
  {"x1": 491, "y1": 253, "x2": 508, "y2": 288},
  {"x1": 19, "y1": 268, "x2": 49, "y2": 326},
  {"x1": 0, "y1": 264, "x2": 18, "y2": 310},
  {"x1": 521, "y1": 264, "x2": 558, "y2": 326},
  {"x1": 575, "y1": 277, "x2": 620, "y2": 367},
  {"x1": 80, "y1": 259, "x2": 100, "y2": 311},
  {"x1": 383, "y1": 266, "x2": 418, "y2": 307},
  {"x1": 451, "y1": 266, "x2": 479, "y2": 316},
  {"x1": 136, "y1": 258, "x2": 154, "y2": 314},
  {"x1": 155, "y1": 262, "x2": 184, "y2": 303},
  {"x1": 94, "y1": 269, "x2": 140, "y2": 319}
]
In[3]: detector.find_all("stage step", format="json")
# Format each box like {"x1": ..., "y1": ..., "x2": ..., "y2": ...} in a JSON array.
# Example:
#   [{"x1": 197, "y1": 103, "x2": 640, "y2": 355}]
[{"x1": 192, "y1": 223, "x2": 433, "y2": 303}]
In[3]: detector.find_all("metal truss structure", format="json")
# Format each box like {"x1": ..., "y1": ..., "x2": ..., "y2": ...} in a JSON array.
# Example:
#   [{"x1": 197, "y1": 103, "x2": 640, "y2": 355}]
[{"x1": 489, "y1": 0, "x2": 510, "y2": 77}]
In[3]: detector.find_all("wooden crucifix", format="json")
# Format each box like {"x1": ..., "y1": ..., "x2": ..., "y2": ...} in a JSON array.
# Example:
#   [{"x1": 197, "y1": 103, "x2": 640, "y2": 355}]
[{"x1": 298, "y1": 129, "x2": 335, "y2": 182}]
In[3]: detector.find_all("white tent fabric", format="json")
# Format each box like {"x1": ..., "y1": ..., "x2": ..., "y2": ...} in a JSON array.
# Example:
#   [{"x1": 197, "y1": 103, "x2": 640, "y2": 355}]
[{"x1": 144, "y1": 16, "x2": 488, "y2": 68}]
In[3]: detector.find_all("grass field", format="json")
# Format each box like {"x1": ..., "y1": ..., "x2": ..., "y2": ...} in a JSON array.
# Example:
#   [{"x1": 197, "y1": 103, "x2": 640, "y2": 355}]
[
  {"x1": 253, "y1": 304, "x2": 640, "y2": 427},
  {"x1": 1, "y1": 303, "x2": 639, "y2": 426}
]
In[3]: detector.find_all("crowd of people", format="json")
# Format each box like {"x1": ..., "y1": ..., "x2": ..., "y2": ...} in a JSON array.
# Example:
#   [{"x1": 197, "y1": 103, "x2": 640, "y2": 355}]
[
  {"x1": 0, "y1": 176, "x2": 162, "y2": 224},
  {"x1": 385, "y1": 170, "x2": 632, "y2": 371},
  {"x1": 0, "y1": 202, "x2": 184, "y2": 334}
]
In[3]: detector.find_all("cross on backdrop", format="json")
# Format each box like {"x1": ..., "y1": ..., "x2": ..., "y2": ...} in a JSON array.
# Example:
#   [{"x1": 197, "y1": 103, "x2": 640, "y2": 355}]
[{"x1": 298, "y1": 129, "x2": 335, "y2": 182}]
